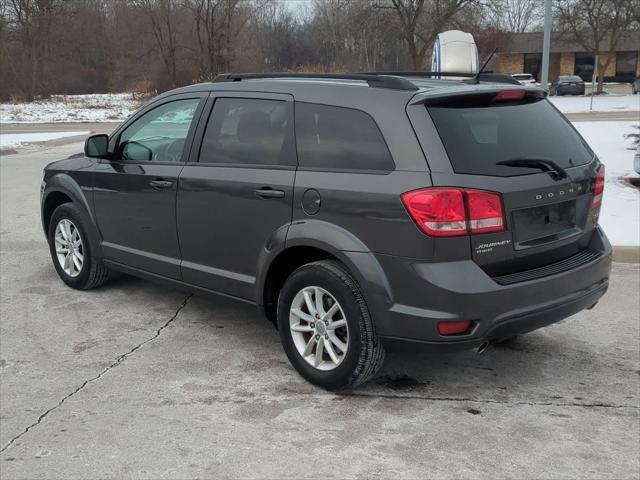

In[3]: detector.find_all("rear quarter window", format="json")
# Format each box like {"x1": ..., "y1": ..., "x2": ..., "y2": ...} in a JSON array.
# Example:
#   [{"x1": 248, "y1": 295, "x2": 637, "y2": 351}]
[
  {"x1": 295, "y1": 102, "x2": 394, "y2": 173},
  {"x1": 427, "y1": 97, "x2": 594, "y2": 177}
]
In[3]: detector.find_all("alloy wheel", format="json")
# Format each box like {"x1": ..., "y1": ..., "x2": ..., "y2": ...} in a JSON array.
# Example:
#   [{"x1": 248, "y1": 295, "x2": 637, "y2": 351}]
[
  {"x1": 54, "y1": 218, "x2": 84, "y2": 278},
  {"x1": 289, "y1": 286, "x2": 349, "y2": 371}
]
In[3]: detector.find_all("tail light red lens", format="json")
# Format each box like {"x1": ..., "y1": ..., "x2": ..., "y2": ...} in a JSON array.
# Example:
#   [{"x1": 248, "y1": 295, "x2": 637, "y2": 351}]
[
  {"x1": 401, "y1": 188, "x2": 467, "y2": 237},
  {"x1": 466, "y1": 190, "x2": 505, "y2": 234},
  {"x1": 438, "y1": 320, "x2": 472, "y2": 336},
  {"x1": 592, "y1": 165, "x2": 605, "y2": 209},
  {"x1": 402, "y1": 188, "x2": 505, "y2": 237}
]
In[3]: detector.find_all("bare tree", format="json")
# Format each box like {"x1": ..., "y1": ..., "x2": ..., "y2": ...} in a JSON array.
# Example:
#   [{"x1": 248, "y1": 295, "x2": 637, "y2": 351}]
[
  {"x1": 555, "y1": 0, "x2": 637, "y2": 93},
  {"x1": 7, "y1": 0, "x2": 65, "y2": 100},
  {"x1": 252, "y1": 2, "x2": 301, "y2": 70},
  {"x1": 187, "y1": 0, "x2": 249, "y2": 79},
  {"x1": 351, "y1": 0, "x2": 399, "y2": 70},
  {"x1": 388, "y1": 0, "x2": 478, "y2": 70},
  {"x1": 488, "y1": 0, "x2": 543, "y2": 32},
  {"x1": 132, "y1": 0, "x2": 181, "y2": 88}
]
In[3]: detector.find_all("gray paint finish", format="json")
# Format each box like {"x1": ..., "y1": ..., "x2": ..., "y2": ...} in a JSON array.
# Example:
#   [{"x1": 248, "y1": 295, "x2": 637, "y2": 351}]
[{"x1": 40, "y1": 76, "x2": 612, "y2": 350}]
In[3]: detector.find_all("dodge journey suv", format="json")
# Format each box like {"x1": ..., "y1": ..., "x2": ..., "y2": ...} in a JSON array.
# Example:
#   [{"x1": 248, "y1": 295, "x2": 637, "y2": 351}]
[{"x1": 41, "y1": 72, "x2": 611, "y2": 389}]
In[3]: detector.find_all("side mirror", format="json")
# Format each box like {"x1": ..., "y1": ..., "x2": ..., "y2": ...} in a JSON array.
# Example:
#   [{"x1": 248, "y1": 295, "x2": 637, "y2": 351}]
[{"x1": 85, "y1": 134, "x2": 109, "y2": 158}]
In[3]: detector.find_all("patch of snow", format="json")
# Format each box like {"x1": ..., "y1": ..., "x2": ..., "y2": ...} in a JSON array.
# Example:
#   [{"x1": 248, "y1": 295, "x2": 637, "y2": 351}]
[
  {"x1": 551, "y1": 95, "x2": 640, "y2": 114},
  {"x1": 0, "y1": 131, "x2": 90, "y2": 149},
  {"x1": 573, "y1": 121, "x2": 640, "y2": 246},
  {"x1": 0, "y1": 94, "x2": 138, "y2": 123}
]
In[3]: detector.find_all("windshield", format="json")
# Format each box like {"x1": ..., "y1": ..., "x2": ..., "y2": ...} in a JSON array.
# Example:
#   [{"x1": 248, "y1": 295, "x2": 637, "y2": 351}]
[
  {"x1": 427, "y1": 98, "x2": 594, "y2": 177},
  {"x1": 560, "y1": 76, "x2": 582, "y2": 82}
]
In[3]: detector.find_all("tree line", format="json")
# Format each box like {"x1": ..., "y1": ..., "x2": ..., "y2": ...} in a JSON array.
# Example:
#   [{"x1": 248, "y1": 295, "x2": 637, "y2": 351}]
[{"x1": 0, "y1": 0, "x2": 636, "y2": 101}]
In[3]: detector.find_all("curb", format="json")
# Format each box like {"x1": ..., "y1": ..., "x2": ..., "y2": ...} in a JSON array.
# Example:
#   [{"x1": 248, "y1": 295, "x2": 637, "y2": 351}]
[
  {"x1": 0, "y1": 133, "x2": 89, "y2": 156},
  {"x1": 612, "y1": 246, "x2": 640, "y2": 264}
]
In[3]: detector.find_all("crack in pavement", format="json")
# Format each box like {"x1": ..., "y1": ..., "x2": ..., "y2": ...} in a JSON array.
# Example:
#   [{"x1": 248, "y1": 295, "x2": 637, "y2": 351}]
[
  {"x1": 0, "y1": 294, "x2": 192, "y2": 454},
  {"x1": 340, "y1": 392, "x2": 639, "y2": 410}
]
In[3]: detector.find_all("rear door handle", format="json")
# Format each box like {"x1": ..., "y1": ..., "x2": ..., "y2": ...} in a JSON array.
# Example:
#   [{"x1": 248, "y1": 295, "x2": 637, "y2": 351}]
[
  {"x1": 150, "y1": 179, "x2": 173, "y2": 190},
  {"x1": 254, "y1": 188, "x2": 285, "y2": 199}
]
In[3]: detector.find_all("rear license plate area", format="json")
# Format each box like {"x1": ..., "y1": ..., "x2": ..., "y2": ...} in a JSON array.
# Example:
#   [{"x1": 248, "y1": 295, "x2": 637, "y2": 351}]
[{"x1": 513, "y1": 200, "x2": 577, "y2": 247}]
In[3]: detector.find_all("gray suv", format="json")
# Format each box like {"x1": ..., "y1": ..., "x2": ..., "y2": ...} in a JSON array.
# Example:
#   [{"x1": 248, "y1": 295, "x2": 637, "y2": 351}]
[{"x1": 41, "y1": 72, "x2": 612, "y2": 389}]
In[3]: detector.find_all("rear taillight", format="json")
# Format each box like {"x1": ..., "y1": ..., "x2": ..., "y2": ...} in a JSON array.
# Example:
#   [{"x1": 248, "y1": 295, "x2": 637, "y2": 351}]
[
  {"x1": 466, "y1": 190, "x2": 505, "y2": 234},
  {"x1": 401, "y1": 188, "x2": 467, "y2": 237},
  {"x1": 401, "y1": 188, "x2": 505, "y2": 237},
  {"x1": 592, "y1": 164, "x2": 605, "y2": 209}
]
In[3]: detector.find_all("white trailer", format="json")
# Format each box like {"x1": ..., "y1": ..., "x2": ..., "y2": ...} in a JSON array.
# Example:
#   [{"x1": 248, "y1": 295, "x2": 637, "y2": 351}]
[{"x1": 431, "y1": 30, "x2": 479, "y2": 77}]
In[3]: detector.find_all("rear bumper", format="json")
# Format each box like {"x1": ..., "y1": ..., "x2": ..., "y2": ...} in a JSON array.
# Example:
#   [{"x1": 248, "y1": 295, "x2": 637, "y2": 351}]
[
  {"x1": 558, "y1": 86, "x2": 585, "y2": 95},
  {"x1": 372, "y1": 227, "x2": 612, "y2": 350}
]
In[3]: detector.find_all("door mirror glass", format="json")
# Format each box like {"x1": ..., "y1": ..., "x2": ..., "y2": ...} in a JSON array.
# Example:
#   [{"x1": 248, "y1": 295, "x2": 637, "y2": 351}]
[{"x1": 85, "y1": 134, "x2": 109, "y2": 158}]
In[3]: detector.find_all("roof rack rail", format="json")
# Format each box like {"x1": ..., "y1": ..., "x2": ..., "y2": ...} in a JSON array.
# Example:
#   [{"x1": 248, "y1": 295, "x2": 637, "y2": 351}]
[
  {"x1": 213, "y1": 72, "x2": 419, "y2": 91},
  {"x1": 363, "y1": 71, "x2": 522, "y2": 86}
]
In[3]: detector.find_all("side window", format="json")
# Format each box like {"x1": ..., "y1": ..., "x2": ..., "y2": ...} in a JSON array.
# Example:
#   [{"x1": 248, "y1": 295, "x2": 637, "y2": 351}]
[
  {"x1": 117, "y1": 99, "x2": 200, "y2": 162},
  {"x1": 295, "y1": 102, "x2": 394, "y2": 172},
  {"x1": 199, "y1": 98, "x2": 295, "y2": 166}
]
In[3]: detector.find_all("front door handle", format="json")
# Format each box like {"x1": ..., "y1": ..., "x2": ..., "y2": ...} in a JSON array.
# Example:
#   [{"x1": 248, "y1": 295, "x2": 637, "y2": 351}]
[
  {"x1": 150, "y1": 179, "x2": 173, "y2": 190},
  {"x1": 254, "y1": 188, "x2": 285, "y2": 199}
]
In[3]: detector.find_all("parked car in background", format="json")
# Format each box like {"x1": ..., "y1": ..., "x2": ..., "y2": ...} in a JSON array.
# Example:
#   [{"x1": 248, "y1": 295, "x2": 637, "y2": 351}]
[
  {"x1": 512, "y1": 73, "x2": 537, "y2": 86},
  {"x1": 632, "y1": 77, "x2": 640, "y2": 94},
  {"x1": 41, "y1": 72, "x2": 611, "y2": 389},
  {"x1": 550, "y1": 75, "x2": 586, "y2": 96}
]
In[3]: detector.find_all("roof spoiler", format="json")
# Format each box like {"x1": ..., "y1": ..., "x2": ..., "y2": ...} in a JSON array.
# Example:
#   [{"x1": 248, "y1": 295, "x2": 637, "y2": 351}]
[{"x1": 363, "y1": 71, "x2": 522, "y2": 86}]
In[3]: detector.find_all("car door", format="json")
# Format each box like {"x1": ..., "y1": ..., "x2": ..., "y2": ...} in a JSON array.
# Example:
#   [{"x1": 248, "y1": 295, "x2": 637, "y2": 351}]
[
  {"x1": 177, "y1": 92, "x2": 296, "y2": 299},
  {"x1": 93, "y1": 93, "x2": 207, "y2": 279}
]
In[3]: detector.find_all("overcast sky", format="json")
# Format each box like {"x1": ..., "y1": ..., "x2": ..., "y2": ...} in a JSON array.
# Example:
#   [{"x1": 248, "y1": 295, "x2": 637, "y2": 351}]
[{"x1": 283, "y1": 0, "x2": 311, "y2": 15}]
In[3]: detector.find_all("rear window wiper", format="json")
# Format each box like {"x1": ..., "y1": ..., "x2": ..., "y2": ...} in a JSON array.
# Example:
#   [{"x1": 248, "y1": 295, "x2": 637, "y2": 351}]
[{"x1": 496, "y1": 158, "x2": 568, "y2": 179}]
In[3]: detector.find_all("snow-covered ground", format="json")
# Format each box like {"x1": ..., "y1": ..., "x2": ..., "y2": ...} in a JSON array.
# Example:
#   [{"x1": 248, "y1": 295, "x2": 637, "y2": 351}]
[
  {"x1": 0, "y1": 131, "x2": 90, "y2": 149},
  {"x1": 549, "y1": 94, "x2": 640, "y2": 114},
  {"x1": 0, "y1": 94, "x2": 138, "y2": 123},
  {"x1": 574, "y1": 121, "x2": 639, "y2": 246}
]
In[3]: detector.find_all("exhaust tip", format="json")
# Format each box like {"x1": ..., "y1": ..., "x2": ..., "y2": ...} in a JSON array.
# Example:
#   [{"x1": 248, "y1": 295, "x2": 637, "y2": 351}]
[{"x1": 475, "y1": 341, "x2": 489, "y2": 354}]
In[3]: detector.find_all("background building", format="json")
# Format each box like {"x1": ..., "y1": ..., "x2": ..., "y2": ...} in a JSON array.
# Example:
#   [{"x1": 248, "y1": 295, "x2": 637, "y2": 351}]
[{"x1": 495, "y1": 31, "x2": 640, "y2": 82}]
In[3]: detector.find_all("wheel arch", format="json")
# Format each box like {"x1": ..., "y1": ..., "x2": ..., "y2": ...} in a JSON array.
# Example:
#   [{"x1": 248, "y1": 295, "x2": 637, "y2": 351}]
[
  {"x1": 42, "y1": 174, "x2": 103, "y2": 259},
  {"x1": 42, "y1": 173, "x2": 97, "y2": 235},
  {"x1": 257, "y1": 220, "x2": 394, "y2": 326}
]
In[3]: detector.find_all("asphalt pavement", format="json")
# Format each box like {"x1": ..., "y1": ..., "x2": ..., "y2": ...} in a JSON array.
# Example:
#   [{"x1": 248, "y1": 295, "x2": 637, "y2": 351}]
[{"x1": 0, "y1": 143, "x2": 639, "y2": 479}]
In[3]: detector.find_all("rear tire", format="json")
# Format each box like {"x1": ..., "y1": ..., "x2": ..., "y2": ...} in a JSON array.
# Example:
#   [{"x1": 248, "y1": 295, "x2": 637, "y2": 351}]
[
  {"x1": 48, "y1": 203, "x2": 110, "y2": 290},
  {"x1": 277, "y1": 260, "x2": 385, "y2": 389}
]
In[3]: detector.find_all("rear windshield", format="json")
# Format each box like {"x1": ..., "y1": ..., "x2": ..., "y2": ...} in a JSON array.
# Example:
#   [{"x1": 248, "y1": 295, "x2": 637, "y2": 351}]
[
  {"x1": 427, "y1": 97, "x2": 593, "y2": 177},
  {"x1": 559, "y1": 75, "x2": 582, "y2": 82}
]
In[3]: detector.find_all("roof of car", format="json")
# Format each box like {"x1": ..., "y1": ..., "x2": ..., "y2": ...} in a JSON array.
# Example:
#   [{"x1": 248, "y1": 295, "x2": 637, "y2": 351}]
[{"x1": 151, "y1": 73, "x2": 542, "y2": 107}]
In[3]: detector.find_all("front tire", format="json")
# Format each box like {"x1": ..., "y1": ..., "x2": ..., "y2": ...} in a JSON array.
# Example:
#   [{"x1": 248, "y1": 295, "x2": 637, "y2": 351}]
[
  {"x1": 277, "y1": 260, "x2": 385, "y2": 389},
  {"x1": 48, "y1": 203, "x2": 109, "y2": 290}
]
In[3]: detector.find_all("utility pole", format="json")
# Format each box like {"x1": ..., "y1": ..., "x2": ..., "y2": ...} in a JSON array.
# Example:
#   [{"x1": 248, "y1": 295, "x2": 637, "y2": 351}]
[
  {"x1": 590, "y1": 55, "x2": 598, "y2": 111},
  {"x1": 540, "y1": 0, "x2": 552, "y2": 91}
]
